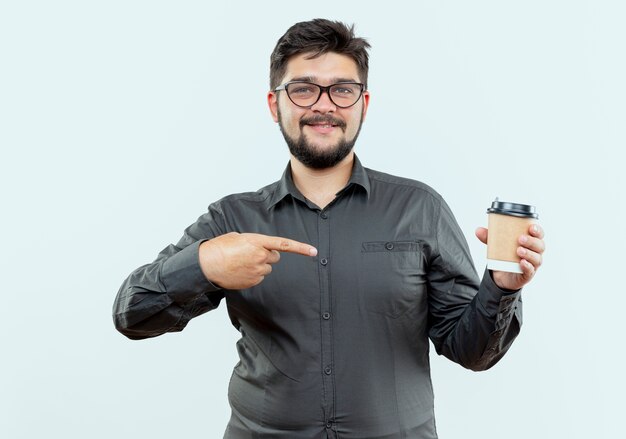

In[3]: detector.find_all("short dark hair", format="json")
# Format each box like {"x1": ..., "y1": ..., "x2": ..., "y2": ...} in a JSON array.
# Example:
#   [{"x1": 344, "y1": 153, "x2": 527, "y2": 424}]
[{"x1": 269, "y1": 19, "x2": 371, "y2": 90}]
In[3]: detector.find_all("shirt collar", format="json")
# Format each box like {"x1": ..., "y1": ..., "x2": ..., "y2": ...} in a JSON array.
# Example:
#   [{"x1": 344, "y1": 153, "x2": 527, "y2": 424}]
[{"x1": 267, "y1": 154, "x2": 371, "y2": 210}]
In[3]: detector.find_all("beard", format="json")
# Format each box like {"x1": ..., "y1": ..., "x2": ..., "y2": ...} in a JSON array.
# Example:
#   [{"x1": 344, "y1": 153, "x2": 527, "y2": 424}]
[{"x1": 277, "y1": 108, "x2": 364, "y2": 169}]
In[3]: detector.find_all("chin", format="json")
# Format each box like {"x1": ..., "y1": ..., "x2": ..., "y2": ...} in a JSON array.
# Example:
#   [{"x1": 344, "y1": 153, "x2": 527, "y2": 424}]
[{"x1": 302, "y1": 134, "x2": 343, "y2": 150}]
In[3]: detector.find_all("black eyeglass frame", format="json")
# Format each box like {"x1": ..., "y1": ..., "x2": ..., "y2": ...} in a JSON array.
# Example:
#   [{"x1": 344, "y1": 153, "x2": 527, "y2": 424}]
[{"x1": 274, "y1": 81, "x2": 366, "y2": 109}]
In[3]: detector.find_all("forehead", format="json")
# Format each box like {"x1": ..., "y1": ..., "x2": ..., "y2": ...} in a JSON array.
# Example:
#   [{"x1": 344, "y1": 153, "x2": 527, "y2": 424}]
[{"x1": 282, "y1": 52, "x2": 361, "y2": 84}]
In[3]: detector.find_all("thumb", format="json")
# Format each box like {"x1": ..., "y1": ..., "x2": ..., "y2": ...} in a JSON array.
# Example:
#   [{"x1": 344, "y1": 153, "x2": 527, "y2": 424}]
[{"x1": 475, "y1": 227, "x2": 488, "y2": 245}]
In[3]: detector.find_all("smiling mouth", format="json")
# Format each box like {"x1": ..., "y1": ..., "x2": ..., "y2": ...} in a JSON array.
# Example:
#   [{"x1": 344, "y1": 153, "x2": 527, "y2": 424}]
[
  {"x1": 308, "y1": 123, "x2": 336, "y2": 128},
  {"x1": 304, "y1": 123, "x2": 341, "y2": 135},
  {"x1": 301, "y1": 117, "x2": 345, "y2": 132}
]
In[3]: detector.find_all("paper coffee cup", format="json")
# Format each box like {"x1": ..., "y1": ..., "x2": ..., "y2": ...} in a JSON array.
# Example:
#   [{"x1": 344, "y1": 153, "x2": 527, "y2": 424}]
[{"x1": 486, "y1": 199, "x2": 538, "y2": 273}]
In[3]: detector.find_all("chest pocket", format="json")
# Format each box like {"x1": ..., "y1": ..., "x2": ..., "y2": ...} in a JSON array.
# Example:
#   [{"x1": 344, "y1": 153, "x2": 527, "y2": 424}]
[{"x1": 358, "y1": 240, "x2": 427, "y2": 318}]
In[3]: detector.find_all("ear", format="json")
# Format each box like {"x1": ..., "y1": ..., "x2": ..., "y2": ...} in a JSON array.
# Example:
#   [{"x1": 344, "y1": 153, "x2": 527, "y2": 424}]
[
  {"x1": 268, "y1": 91, "x2": 279, "y2": 123},
  {"x1": 360, "y1": 90, "x2": 370, "y2": 122}
]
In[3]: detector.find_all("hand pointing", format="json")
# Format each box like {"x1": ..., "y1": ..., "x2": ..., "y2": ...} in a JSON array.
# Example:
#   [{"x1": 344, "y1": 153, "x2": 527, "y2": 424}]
[{"x1": 199, "y1": 232, "x2": 318, "y2": 290}]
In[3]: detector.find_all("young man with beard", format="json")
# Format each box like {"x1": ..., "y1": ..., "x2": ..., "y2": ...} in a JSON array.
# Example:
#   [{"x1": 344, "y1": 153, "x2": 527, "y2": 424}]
[{"x1": 113, "y1": 19, "x2": 545, "y2": 439}]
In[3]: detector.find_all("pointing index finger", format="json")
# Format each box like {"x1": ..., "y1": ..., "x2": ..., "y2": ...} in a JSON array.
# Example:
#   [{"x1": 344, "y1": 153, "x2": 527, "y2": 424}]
[{"x1": 253, "y1": 234, "x2": 318, "y2": 257}]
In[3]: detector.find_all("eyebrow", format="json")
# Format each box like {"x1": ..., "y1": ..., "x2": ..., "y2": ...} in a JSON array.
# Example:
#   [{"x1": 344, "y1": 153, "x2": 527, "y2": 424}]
[{"x1": 289, "y1": 76, "x2": 359, "y2": 84}]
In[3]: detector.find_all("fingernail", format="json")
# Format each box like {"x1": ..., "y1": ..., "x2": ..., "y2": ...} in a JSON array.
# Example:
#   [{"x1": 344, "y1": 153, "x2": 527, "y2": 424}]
[
  {"x1": 309, "y1": 247, "x2": 318, "y2": 257},
  {"x1": 519, "y1": 235, "x2": 528, "y2": 244},
  {"x1": 532, "y1": 225, "x2": 539, "y2": 234},
  {"x1": 518, "y1": 247, "x2": 527, "y2": 256}
]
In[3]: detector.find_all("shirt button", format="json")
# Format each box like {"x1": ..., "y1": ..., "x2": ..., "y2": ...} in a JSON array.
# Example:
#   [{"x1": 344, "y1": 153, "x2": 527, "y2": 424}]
[
  {"x1": 320, "y1": 212, "x2": 328, "y2": 219},
  {"x1": 326, "y1": 421, "x2": 332, "y2": 429},
  {"x1": 385, "y1": 242, "x2": 394, "y2": 250},
  {"x1": 324, "y1": 366, "x2": 332, "y2": 375},
  {"x1": 322, "y1": 312, "x2": 331, "y2": 320},
  {"x1": 320, "y1": 258, "x2": 328, "y2": 266}
]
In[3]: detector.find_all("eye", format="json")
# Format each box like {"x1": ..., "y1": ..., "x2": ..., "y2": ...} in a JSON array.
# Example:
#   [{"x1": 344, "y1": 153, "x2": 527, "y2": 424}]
[
  {"x1": 334, "y1": 87, "x2": 354, "y2": 94},
  {"x1": 289, "y1": 83, "x2": 317, "y2": 95},
  {"x1": 331, "y1": 84, "x2": 358, "y2": 96}
]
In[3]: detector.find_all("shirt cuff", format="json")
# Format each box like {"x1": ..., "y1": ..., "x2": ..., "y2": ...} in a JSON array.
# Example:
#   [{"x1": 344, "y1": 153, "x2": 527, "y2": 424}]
[
  {"x1": 160, "y1": 239, "x2": 222, "y2": 302},
  {"x1": 477, "y1": 266, "x2": 521, "y2": 314}
]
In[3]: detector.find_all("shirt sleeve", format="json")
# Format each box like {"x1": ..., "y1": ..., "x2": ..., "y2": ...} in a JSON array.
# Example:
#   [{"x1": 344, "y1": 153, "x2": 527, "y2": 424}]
[
  {"x1": 112, "y1": 203, "x2": 227, "y2": 340},
  {"x1": 427, "y1": 198, "x2": 523, "y2": 371}
]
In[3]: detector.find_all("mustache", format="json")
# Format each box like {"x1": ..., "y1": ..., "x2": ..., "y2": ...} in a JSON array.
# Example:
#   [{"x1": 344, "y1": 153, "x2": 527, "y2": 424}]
[{"x1": 300, "y1": 115, "x2": 346, "y2": 129}]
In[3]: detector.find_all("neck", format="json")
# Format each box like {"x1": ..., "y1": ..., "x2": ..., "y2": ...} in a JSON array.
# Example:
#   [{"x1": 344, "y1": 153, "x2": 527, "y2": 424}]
[{"x1": 290, "y1": 152, "x2": 355, "y2": 209}]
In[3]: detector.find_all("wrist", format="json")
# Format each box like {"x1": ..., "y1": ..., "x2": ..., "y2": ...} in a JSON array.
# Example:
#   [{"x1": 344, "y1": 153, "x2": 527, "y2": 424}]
[{"x1": 489, "y1": 269, "x2": 521, "y2": 293}]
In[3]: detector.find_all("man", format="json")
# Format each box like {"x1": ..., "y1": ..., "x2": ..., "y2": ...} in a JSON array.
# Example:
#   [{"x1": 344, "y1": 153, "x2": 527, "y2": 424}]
[{"x1": 113, "y1": 19, "x2": 545, "y2": 439}]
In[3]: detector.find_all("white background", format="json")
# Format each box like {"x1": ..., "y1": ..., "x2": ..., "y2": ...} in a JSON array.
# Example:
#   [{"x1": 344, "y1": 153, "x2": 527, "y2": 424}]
[{"x1": 1, "y1": 1, "x2": 624, "y2": 438}]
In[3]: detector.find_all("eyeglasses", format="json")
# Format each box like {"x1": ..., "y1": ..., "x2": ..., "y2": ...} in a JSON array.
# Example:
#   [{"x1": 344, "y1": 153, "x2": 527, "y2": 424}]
[{"x1": 274, "y1": 81, "x2": 365, "y2": 109}]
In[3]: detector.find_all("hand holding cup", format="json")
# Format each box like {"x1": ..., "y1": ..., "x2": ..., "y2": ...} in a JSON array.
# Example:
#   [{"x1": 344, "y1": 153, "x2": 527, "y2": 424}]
[{"x1": 476, "y1": 200, "x2": 545, "y2": 291}]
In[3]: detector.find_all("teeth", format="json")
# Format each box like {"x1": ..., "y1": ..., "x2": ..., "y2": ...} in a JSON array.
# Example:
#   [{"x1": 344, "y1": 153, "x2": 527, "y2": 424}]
[{"x1": 308, "y1": 123, "x2": 334, "y2": 128}]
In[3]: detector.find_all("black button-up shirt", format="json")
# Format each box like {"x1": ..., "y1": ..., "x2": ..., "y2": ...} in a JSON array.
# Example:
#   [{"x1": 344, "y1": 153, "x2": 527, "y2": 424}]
[{"x1": 113, "y1": 156, "x2": 522, "y2": 439}]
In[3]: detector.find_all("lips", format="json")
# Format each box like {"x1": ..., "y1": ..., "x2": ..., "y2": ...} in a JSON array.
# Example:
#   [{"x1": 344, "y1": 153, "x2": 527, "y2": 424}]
[
  {"x1": 306, "y1": 124, "x2": 337, "y2": 134},
  {"x1": 300, "y1": 116, "x2": 346, "y2": 134},
  {"x1": 300, "y1": 116, "x2": 346, "y2": 132}
]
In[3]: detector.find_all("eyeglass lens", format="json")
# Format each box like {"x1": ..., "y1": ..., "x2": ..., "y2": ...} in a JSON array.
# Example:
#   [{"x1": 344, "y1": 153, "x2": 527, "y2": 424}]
[{"x1": 286, "y1": 83, "x2": 362, "y2": 108}]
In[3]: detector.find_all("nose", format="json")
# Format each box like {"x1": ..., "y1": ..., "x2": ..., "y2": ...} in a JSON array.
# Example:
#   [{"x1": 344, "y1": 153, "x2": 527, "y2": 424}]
[{"x1": 310, "y1": 88, "x2": 336, "y2": 113}]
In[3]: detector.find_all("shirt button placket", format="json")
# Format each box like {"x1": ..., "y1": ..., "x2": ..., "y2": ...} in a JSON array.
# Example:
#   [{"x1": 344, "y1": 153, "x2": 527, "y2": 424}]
[{"x1": 317, "y1": 209, "x2": 335, "y2": 430}]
